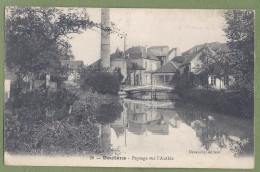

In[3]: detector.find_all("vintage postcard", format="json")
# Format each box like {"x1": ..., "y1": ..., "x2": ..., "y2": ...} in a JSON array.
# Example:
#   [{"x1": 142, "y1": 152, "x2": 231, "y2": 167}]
[{"x1": 4, "y1": 7, "x2": 254, "y2": 168}]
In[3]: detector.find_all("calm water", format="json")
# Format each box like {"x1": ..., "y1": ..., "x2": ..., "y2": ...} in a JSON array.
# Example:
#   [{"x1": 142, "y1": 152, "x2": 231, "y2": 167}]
[{"x1": 99, "y1": 96, "x2": 254, "y2": 159}]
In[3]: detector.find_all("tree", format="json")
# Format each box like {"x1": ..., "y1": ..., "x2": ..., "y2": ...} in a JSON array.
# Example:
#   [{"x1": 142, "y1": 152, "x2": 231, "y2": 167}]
[
  {"x1": 80, "y1": 67, "x2": 121, "y2": 95},
  {"x1": 114, "y1": 67, "x2": 124, "y2": 84},
  {"x1": 223, "y1": 10, "x2": 254, "y2": 97},
  {"x1": 192, "y1": 47, "x2": 235, "y2": 89},
  {"x1": 5, "y1": 7, "x2": 121, "y2": 95}
]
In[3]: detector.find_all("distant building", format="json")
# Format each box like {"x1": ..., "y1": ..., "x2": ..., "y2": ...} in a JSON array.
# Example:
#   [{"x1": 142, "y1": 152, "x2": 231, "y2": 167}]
[
  {"x1": 61, "y1": 60, "x2": 84, "y2": 70},
  {"x1": 147, "y1": 46, "x2": 169, "y2": 66},
  {"x1": 89, "y1": 45, "x2": 179, "y2": 86},
  {"x1": 125, "y1": 46, "x2": 160, "y2": 85},
  {"x1": 176, "y1": 42, "x2": 238, "y2": 90}
]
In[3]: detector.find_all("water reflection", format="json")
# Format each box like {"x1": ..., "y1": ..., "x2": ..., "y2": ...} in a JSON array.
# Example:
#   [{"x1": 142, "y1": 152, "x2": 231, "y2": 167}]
[{"x1": 98, "y1": 98, "x2": 253, "y2": 158}]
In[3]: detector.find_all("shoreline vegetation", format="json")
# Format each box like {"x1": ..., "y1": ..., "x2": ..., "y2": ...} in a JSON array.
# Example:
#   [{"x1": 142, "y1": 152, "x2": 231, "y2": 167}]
[
  {"x1": 5, "y1": 72, "x2": 122, "y2": 155},
  {"x1": 173, "y1": 86, "x2": 254, "y2": 118}
]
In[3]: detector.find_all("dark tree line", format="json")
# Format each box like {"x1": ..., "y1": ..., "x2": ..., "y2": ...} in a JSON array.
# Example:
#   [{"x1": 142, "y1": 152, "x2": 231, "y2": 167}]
[
  {"x1": 224, "y1": 10, "x2": 254, "y2": 97},
  {"x1": 5, "y1": 7, "x2": 124, "y2": 96}
]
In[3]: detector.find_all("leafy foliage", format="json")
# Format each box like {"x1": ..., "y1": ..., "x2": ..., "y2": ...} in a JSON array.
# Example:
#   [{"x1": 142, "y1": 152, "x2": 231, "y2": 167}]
[
  {"x1": 5, "y1": 7, "x2": 123, "y2": 95},
  {"x1": 5, "y1": 7, "x2": 89, "y2": 86},
  {"x1": 175, "y1": 88, "x2": 253, "y2": 118},
  {"x1": 5, "y1": 109, "x2": 103, "y2": 154},
  {"x1": 13, "y1": 87, "x2": 78, "y2": 110},
  {"x1": 4, "y1": 88, "x2": 117, "y2": 155},
  {"x1": 223, "y1": 10, "x2": 254, "y2": 97},
  {"x1": 80, "y1": 68, "x2": 121, "y2": 95},
  {"x1": 70, "y1": 100, "x2": 96, "y2": 125}
]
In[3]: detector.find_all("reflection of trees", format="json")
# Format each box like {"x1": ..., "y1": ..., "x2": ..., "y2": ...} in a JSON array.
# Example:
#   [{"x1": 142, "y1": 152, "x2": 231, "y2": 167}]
[
  {"x1": 175, "y1": 102, "x2": 252, "y2": 157},
  {"x1": 96, "y1": 102, "x2": 124, "y2": 125},
  {"x1": 191, "y1": 119, "x2": 227, "y2": 151}
]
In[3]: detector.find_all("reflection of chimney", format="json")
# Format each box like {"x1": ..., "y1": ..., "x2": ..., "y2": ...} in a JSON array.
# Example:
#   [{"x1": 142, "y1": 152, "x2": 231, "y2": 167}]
[
  {"x1": 101, "y1": 8, "x2": 110, "y2": 68},
  {"x1": 100, "y1": 124, "x2": 111, "y2": 153}
]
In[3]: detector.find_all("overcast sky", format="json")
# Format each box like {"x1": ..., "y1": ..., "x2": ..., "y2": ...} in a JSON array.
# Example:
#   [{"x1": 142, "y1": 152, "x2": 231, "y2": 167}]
[{"x1": 69, "y1": 8, "x2": 227, "y2": 65}]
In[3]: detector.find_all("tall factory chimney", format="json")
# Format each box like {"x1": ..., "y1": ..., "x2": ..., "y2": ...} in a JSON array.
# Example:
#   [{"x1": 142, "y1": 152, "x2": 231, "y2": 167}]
[{"x1": 100, "y1": 8, "x2": 110, "y2": 68}]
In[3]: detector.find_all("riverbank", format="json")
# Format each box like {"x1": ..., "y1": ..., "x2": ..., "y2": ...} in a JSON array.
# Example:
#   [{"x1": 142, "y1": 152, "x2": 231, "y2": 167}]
[
  {"x1": 173, "y1": 88, "x2": 254, "y2": 118},
  {"x1": 4, "y1": 86, "x2": 120, "y2": 155}
]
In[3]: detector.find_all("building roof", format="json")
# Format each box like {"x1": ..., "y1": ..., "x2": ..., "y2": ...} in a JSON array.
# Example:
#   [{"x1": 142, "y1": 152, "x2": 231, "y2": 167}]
[
  {"x1": 179, "y1": 46, "x2": 220, "y2": 67},
  {"x1": 125, "y1": 46, "x2": 160, "y2": 61},
  {"x1": 111, "y1": 48, "x2": 124, "y2": 59},
  {"x1": 182, "y1": 42, "x2": 230, "y2": 56},
  {"x1": 153, "y1": 61, "x2": 179, "y2": 73},
  {"x1": 171, "y1": 55, "x2": 189, "y2": 63},
  {"x1": 179, "y1": 48, "x2": 205, "y2": 67},
  {"x1": 87, "y1": 59, "x2": 101, "y2": 70},
  {"x1": 125, "y1": 46, "x2": 146, "y2": 59}
]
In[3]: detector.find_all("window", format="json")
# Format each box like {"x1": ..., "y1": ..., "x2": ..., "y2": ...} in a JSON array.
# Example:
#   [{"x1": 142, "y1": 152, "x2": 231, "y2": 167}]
[
  {"x1": 145, "y1": 61, "x2": 148, "y2": 69},
  {"x1": 159, "y1": 75, "x2": 164, "y2": 83},
  {"x1": 145, "y1": 75, "x2": 148, "y2": 84},
  {"x1": 211, "y1": 76, "x2": 216, "y2": 85},
  {"x1": 165, "y1": 75, "x2": 169, "y2": 83},
  {"x1": 224, "y1": 76, "x2": 229, "y2": 86}
]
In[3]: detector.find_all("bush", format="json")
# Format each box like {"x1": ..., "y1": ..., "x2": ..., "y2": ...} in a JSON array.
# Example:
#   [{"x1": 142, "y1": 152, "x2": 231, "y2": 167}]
[
  {"x1": 5, "y1": 84, "x2": 122, "y2": 155},
  {"x1": 176, "y1": 88, "x2": 253, "y2": 117},
  {"x1": 5, "y1": 96, "x2": 106, "y2": 155},
  {"x1": 80, "y1": 69, "x2": 120, "y2": 95},
  {"x1": 5, "y1": 109, "x2": 103, "y2": 154},
  {"x1": 13, "y1": 87, "x2": 78, "y2": 110},
  {"x1": 70, "y1": 100, "x2": 96, "y2": 125}
]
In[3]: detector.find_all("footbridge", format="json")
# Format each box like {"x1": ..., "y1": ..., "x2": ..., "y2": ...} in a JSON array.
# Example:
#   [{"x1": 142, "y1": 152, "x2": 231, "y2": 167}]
[{"x1": 122, "y1": 85, "x2": 174, "y2": 99}]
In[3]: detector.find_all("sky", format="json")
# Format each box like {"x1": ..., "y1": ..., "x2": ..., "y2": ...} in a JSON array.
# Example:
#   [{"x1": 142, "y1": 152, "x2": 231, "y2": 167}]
[{"x1": 69, "y1": 8, "x2": 228, "y2": 65}]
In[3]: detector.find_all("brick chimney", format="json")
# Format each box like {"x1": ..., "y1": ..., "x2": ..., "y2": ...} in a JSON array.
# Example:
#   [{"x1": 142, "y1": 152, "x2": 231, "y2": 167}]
[{"x1": 100, "y1": 8, "x2": 110, "y2": 68}]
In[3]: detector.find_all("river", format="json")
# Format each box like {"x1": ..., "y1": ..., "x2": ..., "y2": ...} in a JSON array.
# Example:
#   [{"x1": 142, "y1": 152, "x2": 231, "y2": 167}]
[{"x1": 98, "y1": 95, "x2": 254, "y2": 167}]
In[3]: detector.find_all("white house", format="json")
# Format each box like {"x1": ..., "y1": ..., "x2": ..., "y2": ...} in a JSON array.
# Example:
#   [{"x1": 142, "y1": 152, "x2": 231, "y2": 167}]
[{"x1": 178, "y1": 44, "x2": 237, "y2": 90}]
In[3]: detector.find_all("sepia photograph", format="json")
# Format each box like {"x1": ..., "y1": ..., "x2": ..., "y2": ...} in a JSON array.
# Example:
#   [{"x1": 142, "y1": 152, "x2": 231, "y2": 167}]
[{"x1": 4, "y1": 7, "x2": 254, "y2": 168}]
